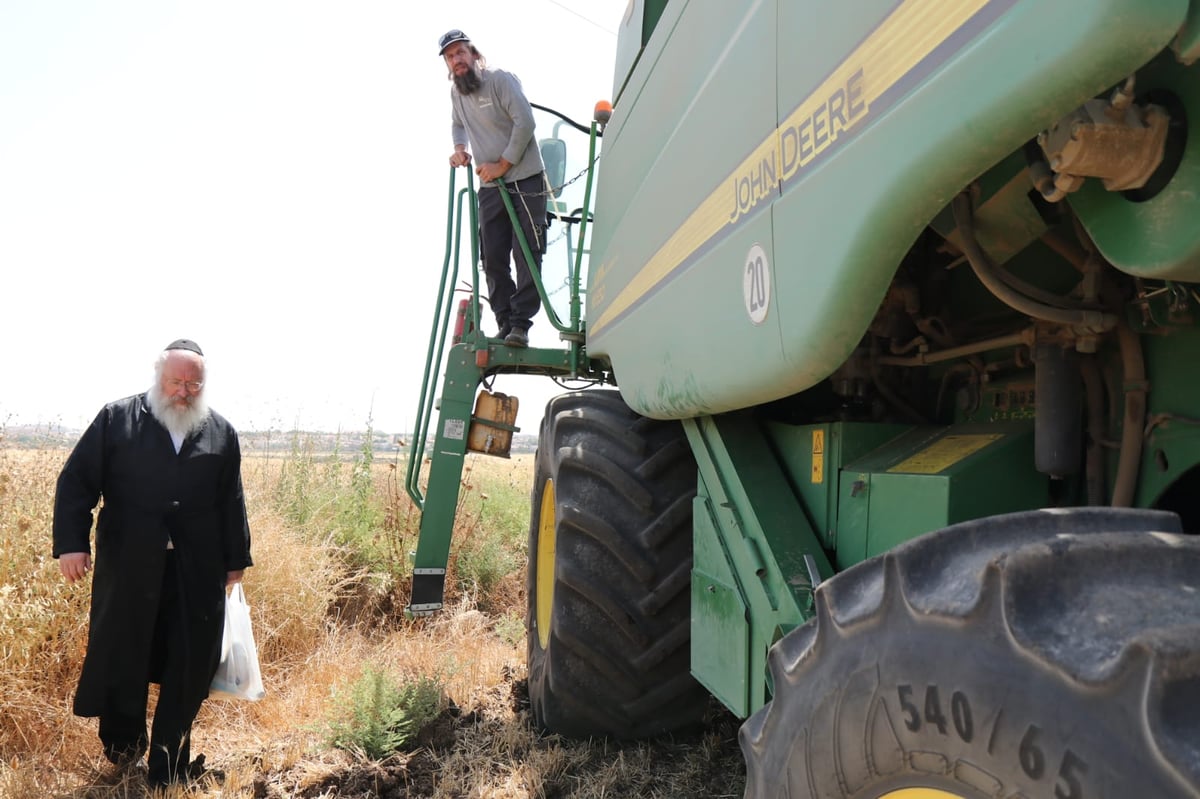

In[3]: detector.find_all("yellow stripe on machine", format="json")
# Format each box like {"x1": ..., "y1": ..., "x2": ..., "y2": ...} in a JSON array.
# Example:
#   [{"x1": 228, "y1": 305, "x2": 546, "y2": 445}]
[
  {"x1": 888, "y1": 434, "x2": 1003, "y2": 475},
  {"x1": 811, "y1": 428, "x2": 826, "y2": 484},
  {"x1": 590, "y1": 0, "x2": 992, "y2": 337}
]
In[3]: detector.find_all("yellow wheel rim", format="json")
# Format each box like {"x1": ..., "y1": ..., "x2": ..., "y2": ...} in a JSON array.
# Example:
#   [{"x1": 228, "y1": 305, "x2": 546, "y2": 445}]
[
  {"x1": 536, "y1": 479, "x2": 557, "y2": 650},
  {"x1": 879, "y1": 790, "x2": 966, "y2": 799}
]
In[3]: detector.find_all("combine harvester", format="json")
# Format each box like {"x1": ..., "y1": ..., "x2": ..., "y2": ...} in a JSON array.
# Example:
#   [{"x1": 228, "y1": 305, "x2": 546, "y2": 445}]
[{"x1": 408, "y1": 1, "x2": 1200, "y2": 795}]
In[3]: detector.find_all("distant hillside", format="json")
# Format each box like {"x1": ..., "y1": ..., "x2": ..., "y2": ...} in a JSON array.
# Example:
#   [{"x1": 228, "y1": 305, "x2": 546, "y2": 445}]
[{"x1": 0, "y1": 424, "x2": 79, "y2": 448}]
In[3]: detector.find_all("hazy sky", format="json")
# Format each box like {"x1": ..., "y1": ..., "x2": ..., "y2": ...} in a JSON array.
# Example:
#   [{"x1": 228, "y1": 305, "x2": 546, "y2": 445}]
[{"x1": 1, "y1": 0, "x2": 627, "y2": 436}]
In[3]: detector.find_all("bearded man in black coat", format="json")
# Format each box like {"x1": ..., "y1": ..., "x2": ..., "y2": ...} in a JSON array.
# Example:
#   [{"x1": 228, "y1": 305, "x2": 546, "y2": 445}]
[{"x1": 53, "y1": 338, "x2": 253, "y2": 788}]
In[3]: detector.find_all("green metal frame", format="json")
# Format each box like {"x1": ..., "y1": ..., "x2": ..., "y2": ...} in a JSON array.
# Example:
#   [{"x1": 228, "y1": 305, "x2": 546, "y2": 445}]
[
  {"x1": 404, "y1": 119, "x2": 610, "y2": 615},
  {"x1": 684, "y1": 413, "x2": 833, "y2": 715},
  {"x1": 687, "y1": 413, "x2": 1057, "y2": 718}
]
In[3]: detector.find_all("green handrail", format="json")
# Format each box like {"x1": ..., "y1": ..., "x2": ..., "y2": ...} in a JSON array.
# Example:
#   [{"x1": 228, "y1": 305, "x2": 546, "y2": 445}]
[
  {"x1": 406, "y1": 169, "x2": 480, "y2": 508},
  {"x1": 496, "y1": 114, "x2": 599, "y2": 337},
  {"x1": 570, "y1": 122, "x2": 600, "y2": 336},
  {"x1": 496, "y1": 180, "x2": 570, "y2": 334},
  {"x1": 406, "y1": 115, "x2": 603, "y2": 505}
]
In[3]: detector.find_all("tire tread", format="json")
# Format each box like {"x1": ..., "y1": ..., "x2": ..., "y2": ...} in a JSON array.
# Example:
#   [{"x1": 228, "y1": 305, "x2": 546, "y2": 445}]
[{"x1": 527, "y1": 390, "x2": 708, "y2": 739}]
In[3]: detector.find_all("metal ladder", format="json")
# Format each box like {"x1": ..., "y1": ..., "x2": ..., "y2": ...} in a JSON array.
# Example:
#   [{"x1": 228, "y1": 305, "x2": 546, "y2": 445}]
[{"x1": 403, "y1": 109, "x2": 610, "y2": 615}]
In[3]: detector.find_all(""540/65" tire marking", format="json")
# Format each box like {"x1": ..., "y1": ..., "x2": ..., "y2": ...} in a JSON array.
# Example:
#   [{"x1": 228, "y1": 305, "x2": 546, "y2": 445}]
[{"x1": 897, "y1": 684, "x2": 1090, "y2": 799}]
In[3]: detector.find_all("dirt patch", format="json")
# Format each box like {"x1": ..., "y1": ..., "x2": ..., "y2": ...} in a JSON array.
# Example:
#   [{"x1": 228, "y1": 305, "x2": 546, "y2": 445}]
[
  {"x1": 288, "y1": 750, "x2": 442, "y2": 799},
  {"x1": 259, "y1": 673, "x2": 746, "y2": 799}
]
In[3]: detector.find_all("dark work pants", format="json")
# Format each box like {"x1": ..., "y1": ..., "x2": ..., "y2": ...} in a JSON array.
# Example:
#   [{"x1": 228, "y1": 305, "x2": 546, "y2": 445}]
[
  {"x1": 98, "y1": 552, "x2": 200, "y2": 783},
  {"x1": 478, "y1": 173, "x2": 547, "y2": 333}
]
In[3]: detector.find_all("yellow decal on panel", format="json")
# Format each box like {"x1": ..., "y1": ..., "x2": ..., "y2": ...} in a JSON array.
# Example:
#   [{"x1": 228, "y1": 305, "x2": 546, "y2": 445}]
[
  {"x1": 589, "y1": 0, "x2": 993, "y2": 338},
  {"x1": 888, "y1": 434, "x2": 1003, "y2": 475},
  {"x1": 811, "y1": 428, "x2": 825, "y2": 484}
]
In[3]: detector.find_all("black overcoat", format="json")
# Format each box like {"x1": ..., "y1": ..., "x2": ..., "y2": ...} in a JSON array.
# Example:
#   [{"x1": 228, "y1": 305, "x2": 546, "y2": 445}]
[{"x1": 52, "y1": 393, "x2": 253, "y2": 718}]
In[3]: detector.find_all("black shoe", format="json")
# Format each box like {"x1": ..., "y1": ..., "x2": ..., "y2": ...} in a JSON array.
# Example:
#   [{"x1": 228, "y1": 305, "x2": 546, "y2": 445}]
[
  {"x1": 504, "y1": 327, "x2": 529, "y2": 348},
  {"x1": 149, "y1": 748, "x2": 207, "y2": 787},
  {"x1": 95, "y1": 760, "x2": 146, "y2": 788},
  {"x1": 148, "y1": 753, "x2": 214, "y2": 788},
  {"x1": 187, "y1": 753, "x2": 219, "y2": 781},
  {"x1": 497, "y1": 324, "x2": 512, "y2": 340},
  {"x1": 103, "y1": 742, "x2": 146, "y2": 768}
]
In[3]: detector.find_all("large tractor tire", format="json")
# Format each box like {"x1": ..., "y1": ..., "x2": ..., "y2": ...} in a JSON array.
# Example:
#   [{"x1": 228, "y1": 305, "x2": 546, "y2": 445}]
[
  {"x1": 742, "y1": 508, "x2": 1200, "y2": 799},
  {"x1": 526, "y1": 390, "x2": 708, "y2": 738}
]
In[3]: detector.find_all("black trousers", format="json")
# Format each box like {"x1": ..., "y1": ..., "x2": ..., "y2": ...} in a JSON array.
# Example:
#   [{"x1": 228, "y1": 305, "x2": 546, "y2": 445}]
[
  {"x1": 98, "y1": 552, "x2": 202, "y2": 782},
  {"x1": 478, "y1": 173, "x2": 547, "y2": 332}
]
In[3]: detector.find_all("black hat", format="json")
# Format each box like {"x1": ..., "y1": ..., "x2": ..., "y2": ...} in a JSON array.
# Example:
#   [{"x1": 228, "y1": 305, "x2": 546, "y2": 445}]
[
  {"x1": 165, "y1": 338, "x2": 204, "y2": 356},
  {"x1": 438, "y1": 29, "x2": 470, "y2": 55}
]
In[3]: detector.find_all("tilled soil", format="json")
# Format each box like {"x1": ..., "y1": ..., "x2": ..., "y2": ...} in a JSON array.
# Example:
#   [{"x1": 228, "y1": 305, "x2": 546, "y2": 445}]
[{"x1": 255, "y1": 675, "x2": 747, "y2": 799}]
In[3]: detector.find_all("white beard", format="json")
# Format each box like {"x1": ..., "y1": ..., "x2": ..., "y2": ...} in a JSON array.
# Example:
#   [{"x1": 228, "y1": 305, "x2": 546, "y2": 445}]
[{"x1": 146, "y1": 384, "x2": 210, "y2": 439}]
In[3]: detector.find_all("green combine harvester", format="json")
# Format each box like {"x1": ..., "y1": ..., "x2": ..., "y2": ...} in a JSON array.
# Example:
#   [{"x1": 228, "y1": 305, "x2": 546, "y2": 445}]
[{"x1": 408, "y1": 1, "x2": 1200, "y2": 796}]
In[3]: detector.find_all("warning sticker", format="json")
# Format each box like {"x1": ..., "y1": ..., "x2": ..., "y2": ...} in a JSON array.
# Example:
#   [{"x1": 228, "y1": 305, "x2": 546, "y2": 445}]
[
  {"x1": 811, "y1": 429, "x2": 825, "y2": 484},
  {"x1": 887, "y1": 434, "x2": 1002, "y2": 475},
  {"x1": 443, "y1": 418, "x2": 466, "y2": 441}
]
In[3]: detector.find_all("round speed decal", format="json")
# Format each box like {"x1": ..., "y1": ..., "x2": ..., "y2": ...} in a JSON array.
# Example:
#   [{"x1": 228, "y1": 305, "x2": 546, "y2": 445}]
[{"x1": 744, "y1": 243, "x2": 771, "y2": 325}]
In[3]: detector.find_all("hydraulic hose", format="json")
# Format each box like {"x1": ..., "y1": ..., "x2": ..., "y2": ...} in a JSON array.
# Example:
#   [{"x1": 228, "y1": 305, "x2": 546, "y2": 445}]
[
  {"x1": 531, "y1": 103, "x2": 601, "y2": 136},
  {"x1": 993, "y1": 258, "x2": 1091, "y2": 310},
  {"x1": 1106, "y1": 291, "x2": 1147, "y2": 507},
  {"x1": 1040, "y1": 229, "x2": 1090, "y2": 273},
  {"x1": 950, "y1": 193, "x2": 1116, "y2": 330},
  {"x1": 954, "y1": 192, "x2": 1143, "y2": 502},
  {"x1": 869, "y1": 338, "x2": 928, "y2": 423},
  {"x1": 876, "y1": 329, "x2": 1033, "y2": 367}
]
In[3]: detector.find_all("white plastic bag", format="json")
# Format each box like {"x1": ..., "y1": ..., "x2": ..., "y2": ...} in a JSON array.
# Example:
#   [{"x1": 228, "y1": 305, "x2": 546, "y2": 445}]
[{"x1": 209, "y1": 583, "x2": 265, "y2": 701}]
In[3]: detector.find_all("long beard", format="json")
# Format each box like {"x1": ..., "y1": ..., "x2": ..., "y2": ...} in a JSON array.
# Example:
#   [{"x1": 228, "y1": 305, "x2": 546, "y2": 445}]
[
  {"x1": 453, "y1": 67, "x2": 482, "y2": 95},
  {"x1": 147, "y1": 384, "x2": 210, "y2": 439}
]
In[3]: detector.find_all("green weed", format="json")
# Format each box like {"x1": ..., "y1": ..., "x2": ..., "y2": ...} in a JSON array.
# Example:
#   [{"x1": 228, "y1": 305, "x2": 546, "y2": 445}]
[
  {"x1": 321, "y1": 667, "x2": 445, "y2": 760},
  {"x1": 450, "y1": 457, "x2": 530, "y2": 596},
  {"x1": 267, "y1": 424, "x2": 400, "y2": 573},
  {"x1": 493, "y1": 611, "x2": 526, "y2": 646}
]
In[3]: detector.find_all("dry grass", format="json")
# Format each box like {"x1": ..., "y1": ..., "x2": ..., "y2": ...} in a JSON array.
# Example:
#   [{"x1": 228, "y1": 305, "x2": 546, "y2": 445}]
[{"x1": 0, "y1": 439, "x2": 745, "y2": 798}]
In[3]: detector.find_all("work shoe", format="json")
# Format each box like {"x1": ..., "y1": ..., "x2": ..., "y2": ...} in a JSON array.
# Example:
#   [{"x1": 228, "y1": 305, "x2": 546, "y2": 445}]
[
  {"x1": 103, "y1": 741, "x2": 146, "y2": 769},
  {"x1": 94, "y1": 760, "x2": 146, "y2": 788},
  {"x1": 148, "y1": 754, "x2": 214, "y2": 790},
  {"x1": 504, "y1": 327, "x2": 529, "y2": 348}
]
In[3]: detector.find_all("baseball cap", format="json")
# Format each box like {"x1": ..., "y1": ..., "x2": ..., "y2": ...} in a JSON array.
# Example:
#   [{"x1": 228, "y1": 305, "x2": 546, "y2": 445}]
[{"x1": 438, "y1": 29, "x2": 470, "y2": 55}]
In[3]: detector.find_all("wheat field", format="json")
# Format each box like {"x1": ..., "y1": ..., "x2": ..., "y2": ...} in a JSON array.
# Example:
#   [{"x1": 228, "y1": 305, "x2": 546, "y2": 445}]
[{"x1": 0, "y1": 436, "x2": 745, "y2": 798}]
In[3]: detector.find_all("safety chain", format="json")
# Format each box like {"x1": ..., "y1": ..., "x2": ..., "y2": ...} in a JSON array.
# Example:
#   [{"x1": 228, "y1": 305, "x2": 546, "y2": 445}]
[
  {"x1": 546, "y1": 274, "x2": 571, "y2": 298},
  {"x1": 500, "y1": 155, "x2": 601, "y2": 199}
]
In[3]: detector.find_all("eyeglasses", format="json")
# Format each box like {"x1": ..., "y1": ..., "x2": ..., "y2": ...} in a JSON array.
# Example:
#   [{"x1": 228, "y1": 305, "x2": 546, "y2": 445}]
[{"x1": 165, "y1": 378, "x2": 204, "y2": 393}]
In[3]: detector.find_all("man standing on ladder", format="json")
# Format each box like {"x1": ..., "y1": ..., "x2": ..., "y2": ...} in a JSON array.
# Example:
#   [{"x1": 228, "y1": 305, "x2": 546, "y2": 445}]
[{"x1": 440, "y1": 28, "x2": 547, "y2": 349}]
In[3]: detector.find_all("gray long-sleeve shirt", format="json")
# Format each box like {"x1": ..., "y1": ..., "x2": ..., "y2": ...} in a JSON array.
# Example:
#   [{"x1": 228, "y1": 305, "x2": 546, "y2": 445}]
[{"x1": 451, "y1": 68, "x2": 544, "y2": 186}]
